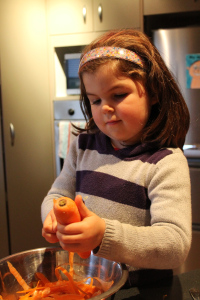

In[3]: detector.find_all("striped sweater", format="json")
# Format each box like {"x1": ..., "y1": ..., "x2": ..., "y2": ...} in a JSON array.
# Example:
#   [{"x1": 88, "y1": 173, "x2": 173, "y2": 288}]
[{"x1": 41, "y1": 131, "x2": 191, "y2": 271}]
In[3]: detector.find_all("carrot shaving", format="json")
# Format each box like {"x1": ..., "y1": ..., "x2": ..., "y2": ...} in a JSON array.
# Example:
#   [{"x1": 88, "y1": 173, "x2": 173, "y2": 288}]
[
  {"x1": 7, "y1": 262, "x2": 30, "y2": 291},
  {"x1": 35, "y1": 273, "x2": 50, "y2": 284},
  {"x1": 0, "y1": 252, "x2": 114, "y2": 300},
  {"x1": 0, "y1": 271, "x2": 6, "y2": 293},
  {"x1": 68, "y1": 251, "x2": 74, "y2": 277}
]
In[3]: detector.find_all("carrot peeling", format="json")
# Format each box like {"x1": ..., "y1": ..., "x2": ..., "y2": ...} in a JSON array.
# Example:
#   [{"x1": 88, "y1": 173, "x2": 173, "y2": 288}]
[{"x1": 7, "y1": 261, "x2": 30, "y2": 291}]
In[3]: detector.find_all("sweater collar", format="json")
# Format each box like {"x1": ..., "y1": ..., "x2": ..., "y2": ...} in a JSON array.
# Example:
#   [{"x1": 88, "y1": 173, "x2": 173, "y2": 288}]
[{"x1": 98, "y1": 132, "x2": 156, "y2": 158}]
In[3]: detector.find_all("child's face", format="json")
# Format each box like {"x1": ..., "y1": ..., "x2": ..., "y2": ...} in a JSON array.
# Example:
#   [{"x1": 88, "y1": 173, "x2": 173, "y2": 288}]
[{"x1": 82, "y1": 63, "x2": 153, "y2": 148}]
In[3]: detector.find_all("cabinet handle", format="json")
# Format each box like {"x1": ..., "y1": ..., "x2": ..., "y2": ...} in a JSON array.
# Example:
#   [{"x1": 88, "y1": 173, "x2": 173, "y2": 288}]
[
  {"x1": 98, "y1": 4, "x2": 103, "y2": 22},
  {"x1": 9, "y1": 123, "x2": 15, "y2": 146},
  {"x1": 82, "y1": 6, "x2": 87, "y2": 23}
]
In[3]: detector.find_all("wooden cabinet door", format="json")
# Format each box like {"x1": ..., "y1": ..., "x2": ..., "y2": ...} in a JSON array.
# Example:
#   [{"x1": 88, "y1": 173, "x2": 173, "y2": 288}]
[
  {"x1": 46, "y1": 0, "x2": 93, "y2": 35},
  {"x1": 0, "y1": 0, "x2": 54, "y2": 254},
  {"x1": 144, "y1": 0, "x2": 200, "y2": 15},
  {"x1": 93, "y1": 0, "x2": 142, "y2": 32}
]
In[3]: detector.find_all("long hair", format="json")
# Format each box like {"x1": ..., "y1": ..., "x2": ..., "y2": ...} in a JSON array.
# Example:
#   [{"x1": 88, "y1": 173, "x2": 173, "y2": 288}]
[{"x1": 78, "y1": 29, "x2": 190, "y2": 150}]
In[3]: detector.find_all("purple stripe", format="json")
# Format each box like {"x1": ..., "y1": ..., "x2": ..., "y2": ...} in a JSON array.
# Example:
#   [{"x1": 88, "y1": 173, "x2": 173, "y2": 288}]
[
  {"x1": 132, "y1": 148, "x2": 173, "y2": 164},
  {"x1": 76, "y1": 170, "x2": 150, "y2": 210},
  {"x1": 78, "y1": 133, "x2": 173, "y2": 164}
]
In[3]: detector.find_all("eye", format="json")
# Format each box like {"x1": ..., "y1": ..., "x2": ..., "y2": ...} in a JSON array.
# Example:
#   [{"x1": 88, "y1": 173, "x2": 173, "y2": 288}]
[
  {"x1": 114, "y1": 93, "x2": 128, "y2": 100},
  {"x1": 91, "y1": 99, "x2": 101, "y2": 105}
]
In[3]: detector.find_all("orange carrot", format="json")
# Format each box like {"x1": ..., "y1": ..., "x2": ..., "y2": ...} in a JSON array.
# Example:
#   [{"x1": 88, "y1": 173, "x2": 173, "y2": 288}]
[
  {"x1": 0, "y1": 293, "x2": 17, "y2": 300},
  {"x1": 53, "y1": 197, "x2": 91, "y2": 259},
  {"x1": 7, "y1": 261, "x2": 30, "y2": 290},
  {"x1": 53, "y1": 197, "x2": 81, "y2": 225},
  {"x1": 0, "y1": 271, "x2": 6, "y2": 293},
  {"x1": 35, "y1": 272, "x2": 50, "y2": 284}
]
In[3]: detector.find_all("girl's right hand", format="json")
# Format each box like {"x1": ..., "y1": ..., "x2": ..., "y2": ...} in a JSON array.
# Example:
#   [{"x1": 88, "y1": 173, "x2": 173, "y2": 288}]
[{"x1": 42, "y1": 209, "x2": 59, "y2": 243}]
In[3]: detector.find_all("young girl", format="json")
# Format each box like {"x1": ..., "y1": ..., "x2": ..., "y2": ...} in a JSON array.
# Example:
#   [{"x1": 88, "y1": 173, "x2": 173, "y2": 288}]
[{"x1": 41, "y1": 29, "x2": 191, "y2": 286}]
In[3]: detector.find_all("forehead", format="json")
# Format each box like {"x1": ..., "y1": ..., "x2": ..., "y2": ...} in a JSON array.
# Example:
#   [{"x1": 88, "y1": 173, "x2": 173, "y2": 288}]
[{"x1": 82, "y1": 63, "x2": 129, "y2": 91}]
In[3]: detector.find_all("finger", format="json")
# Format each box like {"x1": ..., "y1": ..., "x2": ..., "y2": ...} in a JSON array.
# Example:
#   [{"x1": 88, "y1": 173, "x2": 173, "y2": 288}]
[
  {"x1": 59, "y1": 241, "x2": 81, "y2": 252},
  {"x1": 43, "y1": 223, "x2": 54, "y2": 233},
  {"x1": 42, "y1": 229, "x2": 59, "y2": 243},
  {"x1": 56, "y1": 230, "x2": 82, "y2": 243},
  {"x1": 75, "y1": 195, "x2": 93, "y2": 219},
  {"x1": 52, "y1": 219, "x2": 57, "y2": 232},
  {"x1": 57, "y1": 222, "x2": 82, "y2": 234}
]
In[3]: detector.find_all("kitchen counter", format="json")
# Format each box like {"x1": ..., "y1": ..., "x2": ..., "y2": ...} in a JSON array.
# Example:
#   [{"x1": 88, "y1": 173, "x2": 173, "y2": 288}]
[{"x1": 111, "y1": 269, "x2": 200, "y2": 300}]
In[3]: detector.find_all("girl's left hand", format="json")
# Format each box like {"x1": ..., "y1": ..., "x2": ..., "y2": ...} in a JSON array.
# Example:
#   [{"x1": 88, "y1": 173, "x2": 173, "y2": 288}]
[{"x1": 55, "y1": 195, "x2": 106, "y2": 253}]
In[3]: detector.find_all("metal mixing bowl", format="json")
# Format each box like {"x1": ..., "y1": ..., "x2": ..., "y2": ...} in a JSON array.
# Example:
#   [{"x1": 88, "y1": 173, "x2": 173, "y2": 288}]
[{"x1": 0, "y1": 247, "x2": 128, "y2": 300}]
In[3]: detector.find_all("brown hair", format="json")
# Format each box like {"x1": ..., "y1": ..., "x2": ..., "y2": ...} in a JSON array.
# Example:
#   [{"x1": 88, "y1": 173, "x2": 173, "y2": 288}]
[{"x1": 78, "y1": 29, "x2": 190, "y2": 150}]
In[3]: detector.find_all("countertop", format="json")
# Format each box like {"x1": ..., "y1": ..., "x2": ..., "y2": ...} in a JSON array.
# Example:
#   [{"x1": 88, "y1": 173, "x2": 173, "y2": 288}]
[{"x1": 111, "y1": 269, "x2": 200, "y2": 300}]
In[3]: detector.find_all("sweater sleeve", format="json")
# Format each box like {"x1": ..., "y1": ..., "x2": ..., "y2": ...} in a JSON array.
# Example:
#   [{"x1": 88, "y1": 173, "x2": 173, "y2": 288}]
[
  {"x1": 95, "y1": 151, "x2": 192, "y2": 270},
  {"x1": 41, "y1": 138, "x2": 78, "y2": 223}
]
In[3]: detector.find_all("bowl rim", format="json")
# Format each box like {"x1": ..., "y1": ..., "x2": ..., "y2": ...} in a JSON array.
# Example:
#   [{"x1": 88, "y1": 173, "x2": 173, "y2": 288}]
[
  {"x1": 90, "y1": 263, "x2": 129, "y2": 300},
  {"x1": 0, "y1": 247, "x2": 129, "y2": 300},
  {"x1": 0, "y1": 247, "x2": 52, "y2": 264}
]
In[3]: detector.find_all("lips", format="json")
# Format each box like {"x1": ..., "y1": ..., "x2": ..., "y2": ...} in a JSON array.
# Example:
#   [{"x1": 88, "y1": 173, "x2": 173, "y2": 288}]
[{"x1": 106, "y1": 120, "x2": 121, "y2": 125}]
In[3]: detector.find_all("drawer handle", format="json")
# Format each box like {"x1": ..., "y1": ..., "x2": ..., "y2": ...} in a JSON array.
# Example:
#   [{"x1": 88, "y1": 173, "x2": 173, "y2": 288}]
[
  {"x1": 82, "y1": 6, "x2": 87, "y2": 23},
  {"x1": 98, "y1": 4, "x2": 103, "y2": 22},
  {"x1": 10, "y1": 123, "x2": 15, "y2": 146}
]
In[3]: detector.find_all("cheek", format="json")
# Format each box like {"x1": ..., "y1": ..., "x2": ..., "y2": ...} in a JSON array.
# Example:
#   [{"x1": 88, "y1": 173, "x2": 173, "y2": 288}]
[
  {"x1": 91, "y1": 107, "x2": 101, "y2": 124},
  {"x1": 120, "y1": 102, "x2": 150, "y2": 125}
]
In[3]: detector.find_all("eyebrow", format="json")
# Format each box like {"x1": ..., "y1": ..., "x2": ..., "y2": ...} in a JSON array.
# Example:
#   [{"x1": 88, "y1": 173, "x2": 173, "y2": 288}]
[
  {"x1": 86, "y1": 83, "x2": 129, "y2": 96},
  {"x1": 86, "y1": 92, "x2": 96, "y2": 96}
]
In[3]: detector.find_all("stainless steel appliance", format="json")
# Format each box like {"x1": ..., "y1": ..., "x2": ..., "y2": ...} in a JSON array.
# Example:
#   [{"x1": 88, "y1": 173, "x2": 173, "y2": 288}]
[
  {"x1": 64, "y1": 53, "x2": 81, "y2": 95},
  {"x1": 54, "y1": 100, "x2": 85, "y2": 176},
  {"x1": 153, "y1": 27, "x2": 200, "y2": 230},
  {"x1": 153, "y1": 27, "x2": 200, "y2": 275}
]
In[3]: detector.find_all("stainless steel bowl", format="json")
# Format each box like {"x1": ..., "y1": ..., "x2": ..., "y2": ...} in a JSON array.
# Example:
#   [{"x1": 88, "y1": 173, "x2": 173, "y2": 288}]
[{"x1": 0, "y1": 247, "x2": 128, "y2": 300}]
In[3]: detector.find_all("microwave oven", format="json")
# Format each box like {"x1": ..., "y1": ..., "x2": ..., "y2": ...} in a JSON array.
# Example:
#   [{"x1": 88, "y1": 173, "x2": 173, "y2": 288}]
[{"x1": 64, "y1": 53, "x2": 81, "y2": 95}]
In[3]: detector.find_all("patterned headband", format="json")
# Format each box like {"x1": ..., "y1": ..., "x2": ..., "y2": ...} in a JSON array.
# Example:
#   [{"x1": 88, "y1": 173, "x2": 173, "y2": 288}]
[{"x1": 79, "y1": 46, "x2": 144, "y2": 70}]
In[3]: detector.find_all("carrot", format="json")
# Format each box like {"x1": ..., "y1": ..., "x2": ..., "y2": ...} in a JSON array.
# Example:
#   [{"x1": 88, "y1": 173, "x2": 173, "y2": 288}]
[
  {"x1": 0, "y1": 271, "x2": 6, "y2": 293},
  {"x1": 53, "y1": 197, "x2": 81, "y2": 225},
  {"x1": 55, "y1": 266, "x2": 80, "y2": 295},
  {"x1": 53, "y1": 196, "x2": 91, "y2": 259},
  {"x1": 7, "y1": 261, "x2": 30, "y2": 290},
  {"x1": 35, "y1": 273, "x2": 50, "y2": 284},
  {"x1": 0, "y1": 293, "x2": 17, "y2": 300}
]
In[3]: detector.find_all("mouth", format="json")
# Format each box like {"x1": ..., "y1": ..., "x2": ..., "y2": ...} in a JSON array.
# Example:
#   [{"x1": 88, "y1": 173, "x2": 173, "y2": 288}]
[{"x1": 106, "y1": 120, "x2": 121, "y2": 125}]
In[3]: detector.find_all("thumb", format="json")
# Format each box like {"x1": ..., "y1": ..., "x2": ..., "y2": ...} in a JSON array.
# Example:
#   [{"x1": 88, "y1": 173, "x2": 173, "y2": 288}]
[
  {"x1": 50, "y1": 210, "x2": 58, "y2": 232},
  {"x1": 75, "y1": 195, "x2": 93, "y2": 220}
]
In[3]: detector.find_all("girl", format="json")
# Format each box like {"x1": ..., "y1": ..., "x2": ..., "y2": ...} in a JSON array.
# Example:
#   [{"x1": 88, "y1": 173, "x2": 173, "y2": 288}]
[{"x1": 41, "y1": 29, "x2": 191, "y2": 286}]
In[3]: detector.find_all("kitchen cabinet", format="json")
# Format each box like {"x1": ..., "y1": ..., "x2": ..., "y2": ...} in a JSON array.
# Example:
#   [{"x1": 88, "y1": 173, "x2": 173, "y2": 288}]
[
  {"x1": 144, "y1": 0, "x2": 200, "y2": 15},
  {"x1": 0, "y1": 0, "x2": 54, "y2": 255},
  {"x1": 93, "y1": 0, "x2": 141, "y2": 32},
  {"x1": 46, "y1": 0, "x2": 142, "y2": 36},
  {"x1": 46, "y1": 0, "x2": 143, "y2": 101},
  {"x1": 46, "y1": 0, "x2": 93, "y2": 35}
]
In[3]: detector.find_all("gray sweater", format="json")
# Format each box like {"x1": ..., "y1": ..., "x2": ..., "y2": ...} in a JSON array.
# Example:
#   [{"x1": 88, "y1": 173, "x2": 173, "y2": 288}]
[{"x1": 41, "y1": 131, "x2": 191, "y2": 271}]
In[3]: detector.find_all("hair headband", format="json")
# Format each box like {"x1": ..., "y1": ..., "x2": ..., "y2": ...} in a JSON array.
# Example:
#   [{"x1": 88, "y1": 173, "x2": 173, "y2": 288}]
[{"x1": 79, "y1": 47, "x2": 144, "y2": 70}]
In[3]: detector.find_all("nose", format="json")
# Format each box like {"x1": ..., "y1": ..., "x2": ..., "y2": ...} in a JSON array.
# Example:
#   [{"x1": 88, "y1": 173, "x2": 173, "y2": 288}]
[{"x1": 102, "y1": 104, "x2": 114, "y2": 114}]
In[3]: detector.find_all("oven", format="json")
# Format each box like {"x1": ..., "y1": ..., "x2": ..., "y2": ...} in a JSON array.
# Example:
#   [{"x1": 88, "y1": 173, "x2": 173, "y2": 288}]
[{"x1": 53, "y1": 100, "x2": 85, "y2": 177}]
